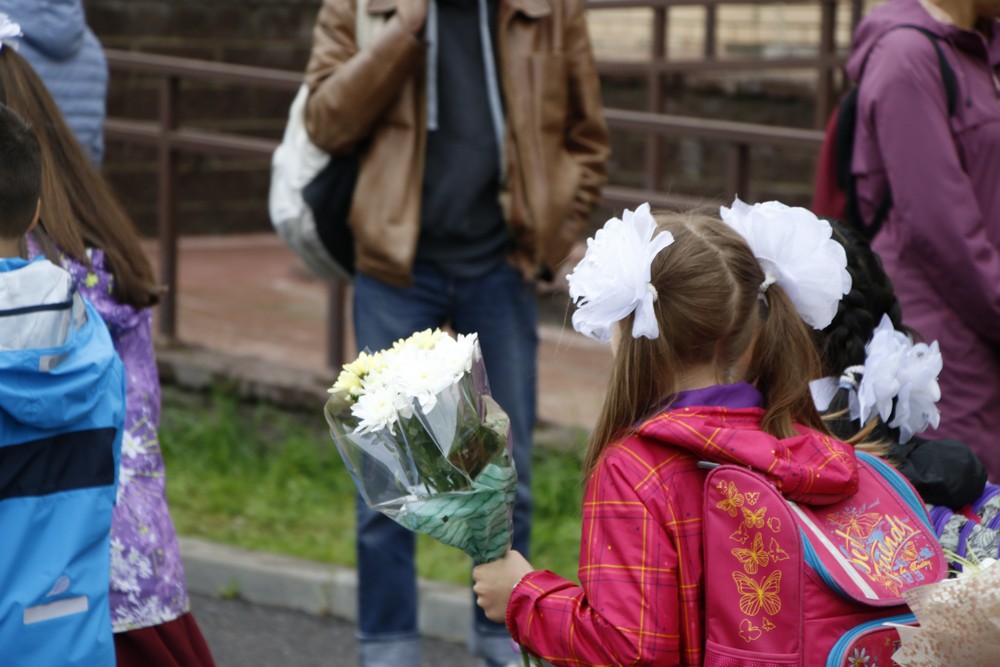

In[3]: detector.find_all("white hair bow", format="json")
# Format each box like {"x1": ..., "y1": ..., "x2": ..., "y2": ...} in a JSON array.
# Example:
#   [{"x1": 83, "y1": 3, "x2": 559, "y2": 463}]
[
  {"x1": 853, "y1": 315, "x2": 942, "y2": 442},
  {"x1": 720, "y1": 197, "x2": 851, "y2": 330},
  {"x1": 567, "y1": 203, "x2": 674, "y2": 343},
  {"x1": 0, "y1": 14, "x2": 21, "y2": 51}
]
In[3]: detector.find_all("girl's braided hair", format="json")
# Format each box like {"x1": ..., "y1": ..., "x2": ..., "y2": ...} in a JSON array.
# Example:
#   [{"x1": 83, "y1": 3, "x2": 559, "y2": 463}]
[
  {"x1": 817, "y1": 219, "x2": 905, "y2": 377},
  {"x1": 816, "y1": 219, "x2": 906, "y2": 445},
  {"x1": 819, "y1": 221, "x2": 989, "y2": 507}
]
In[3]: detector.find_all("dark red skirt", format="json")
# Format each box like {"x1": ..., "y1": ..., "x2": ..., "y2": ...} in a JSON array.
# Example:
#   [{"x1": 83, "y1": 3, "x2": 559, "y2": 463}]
[{"x1": 114, "y1": 613, "x2": 216, "y2": 667}]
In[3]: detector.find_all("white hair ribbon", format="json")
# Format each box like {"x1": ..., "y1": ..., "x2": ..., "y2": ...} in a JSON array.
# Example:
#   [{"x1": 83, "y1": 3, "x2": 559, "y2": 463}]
[
  {"x1": 567, "y1": 203, "x2": 674, "y2": 343},
  {"x1": 856, "y1": 315, "x2": 942, "y2": 442},
  {"x1": 0, "y1": 14, "x2": 21, "y2": 51},
  {"x1": 720, "y1": 197, "x2": 852, "y2": 330}
]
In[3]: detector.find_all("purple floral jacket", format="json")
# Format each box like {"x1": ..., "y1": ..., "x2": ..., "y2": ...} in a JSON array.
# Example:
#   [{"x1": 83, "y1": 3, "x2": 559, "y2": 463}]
[{"x1": 30, "y1": 241, "x2": 189, "y2": 631}]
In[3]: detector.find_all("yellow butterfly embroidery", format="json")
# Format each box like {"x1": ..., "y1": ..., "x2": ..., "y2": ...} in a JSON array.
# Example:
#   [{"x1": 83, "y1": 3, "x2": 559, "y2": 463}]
[
  {"x1": 768, "y1": 538, "x2": 790, "y2": 562},
  {"x1": 762, "y1": 617, "x2": 776, "y2": 632},
  {"x1": 730, "y1": 522, "x2": 750, "y2": 545},
  {"x1": 828, "y1": 508, "x2": 882, "y2": 540},
  {"x1": 742, "y1": 506, "x2": 767, "y2": 529},
  {"x1": 732, "y1": 570, "x2": 782, "y2": 617},
  {"x1": 732, "y1": 532, "x2": 770, "y2": 574},
  {"x1": 716, "y1": 481, "x2": 745, "y2": 517},
  {"x1": 739, "y1": 618, "x2": 762, "y2": 643},
  {"x1": 767, "y1": 516, "x2": 782, "y2": 533},
  {"x1": 744, "y1": 492, "x2": 760, "y2": 506}
]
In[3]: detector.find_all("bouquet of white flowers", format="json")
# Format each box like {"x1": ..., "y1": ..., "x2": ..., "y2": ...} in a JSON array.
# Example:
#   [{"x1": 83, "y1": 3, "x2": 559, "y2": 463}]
[
  {"x1": 324, "y1": 328, "x2": 517, "y2": 563},
  {"x1": 891, "y1": 555, "x2": 1000, "y2": 667}
]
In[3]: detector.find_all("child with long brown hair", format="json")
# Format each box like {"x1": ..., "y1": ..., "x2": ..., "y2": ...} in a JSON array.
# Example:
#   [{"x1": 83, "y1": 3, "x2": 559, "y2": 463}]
[
  {"x1": 472, "y1": 201, "x2": 860, "y2": 665},
  {"x1": 0, "y1": 19, "x2": 215, "y2": 667}
]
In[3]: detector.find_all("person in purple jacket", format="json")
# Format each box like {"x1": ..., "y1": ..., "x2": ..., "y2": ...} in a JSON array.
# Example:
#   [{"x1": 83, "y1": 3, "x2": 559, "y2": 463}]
[{"x1": 847, "y1": 0, "x2": 1000, "y2": 479}]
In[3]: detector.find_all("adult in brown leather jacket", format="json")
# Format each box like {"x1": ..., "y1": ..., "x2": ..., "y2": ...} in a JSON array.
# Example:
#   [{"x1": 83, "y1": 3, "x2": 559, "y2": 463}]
[{"x1": 304, "y1": 0, "x2": 609, "y2": 664}]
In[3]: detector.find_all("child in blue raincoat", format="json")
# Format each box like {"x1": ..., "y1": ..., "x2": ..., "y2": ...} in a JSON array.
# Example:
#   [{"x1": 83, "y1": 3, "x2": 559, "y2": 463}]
[{"x1": 0, "y1": 102, "x2": 124, "y2": 666}]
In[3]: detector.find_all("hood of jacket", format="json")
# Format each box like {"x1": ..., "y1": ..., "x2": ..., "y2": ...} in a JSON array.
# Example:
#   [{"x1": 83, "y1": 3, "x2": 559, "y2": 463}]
[
  {"x1": 638, "y1": 406, "x2": 859, "y2": 506},
  {"x1": 0, "y1": 256, "x2": 119, "y2": 434},
  {"x1": 0, "y1": 0, "x2": 87, "y2": 60},
  {"x1": 847, "y1": 0, "x2": 1000, "y2": 82}
]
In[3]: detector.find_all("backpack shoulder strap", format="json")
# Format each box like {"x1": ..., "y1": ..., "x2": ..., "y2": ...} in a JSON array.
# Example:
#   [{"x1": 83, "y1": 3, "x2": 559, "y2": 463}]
[{"x1": 840, "y1": 23, "x2": 957, "y2": 239}]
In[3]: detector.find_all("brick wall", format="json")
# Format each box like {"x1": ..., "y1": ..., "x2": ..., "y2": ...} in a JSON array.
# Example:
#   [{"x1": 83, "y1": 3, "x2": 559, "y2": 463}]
[{"x1": 85, "y1": 0, "x2": 321, "y2": 235}]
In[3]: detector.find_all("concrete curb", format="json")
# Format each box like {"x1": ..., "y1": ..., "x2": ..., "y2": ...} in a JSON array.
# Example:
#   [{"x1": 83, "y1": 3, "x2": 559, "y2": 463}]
[
  {"x1": 180, "y1": 537, "x2": 473, "y2": 645},
  {"x1": 156, "y1": 344, "x2": 334, "y2": 414}
]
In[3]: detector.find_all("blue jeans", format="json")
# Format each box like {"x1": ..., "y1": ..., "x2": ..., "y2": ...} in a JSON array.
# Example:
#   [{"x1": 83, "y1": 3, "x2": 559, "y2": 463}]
[{"x1": 353, "y1": 261, "x2": 537, "y2": 667}]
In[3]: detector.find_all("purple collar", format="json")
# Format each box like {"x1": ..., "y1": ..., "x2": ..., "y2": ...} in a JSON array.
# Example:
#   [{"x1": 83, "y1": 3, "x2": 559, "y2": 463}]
[{"x1": 666, "y1": 382, "x2": 763, "y2": 410}]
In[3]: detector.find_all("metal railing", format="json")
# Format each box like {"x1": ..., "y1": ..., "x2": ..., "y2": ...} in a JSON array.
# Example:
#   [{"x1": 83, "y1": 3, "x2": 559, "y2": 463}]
[{"x1": 103, "y1": 0, "x2": 858, "y2": 368}]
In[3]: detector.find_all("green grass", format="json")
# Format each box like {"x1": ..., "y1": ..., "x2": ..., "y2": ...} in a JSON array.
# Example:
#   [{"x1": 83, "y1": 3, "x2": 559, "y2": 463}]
[{"x1": 159, "y1": 386, "x2": 585, "y2": 585}]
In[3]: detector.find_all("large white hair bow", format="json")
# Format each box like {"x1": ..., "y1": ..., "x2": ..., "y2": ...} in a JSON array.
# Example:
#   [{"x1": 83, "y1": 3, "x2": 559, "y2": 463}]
[
  {"x1": 567, "y1": 203, "x2": 674, "y2": 343},
  {"x1": 853, "y1": 315, "x2": 942, "y2": 442},
  {"x1": 0, "y1": 14, "x2": 21, "y2": 51},
  {"x1": 720, "y1": 198, "x2": 851, "y2": 330}
]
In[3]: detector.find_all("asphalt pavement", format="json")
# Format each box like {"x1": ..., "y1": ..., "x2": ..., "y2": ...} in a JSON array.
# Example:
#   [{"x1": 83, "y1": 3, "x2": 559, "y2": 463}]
[{"x1": 191, "y1": 593, "x2": 472, "y2": 667}]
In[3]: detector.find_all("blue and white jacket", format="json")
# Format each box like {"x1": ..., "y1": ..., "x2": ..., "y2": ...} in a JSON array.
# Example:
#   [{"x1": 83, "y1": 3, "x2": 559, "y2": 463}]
[{"x1": 0, "y1": 256, "x2": 124, "y2": 666}]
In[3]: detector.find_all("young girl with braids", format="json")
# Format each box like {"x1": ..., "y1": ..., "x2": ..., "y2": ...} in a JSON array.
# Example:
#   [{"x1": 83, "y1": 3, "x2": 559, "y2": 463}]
[
  {"x1": 472, "y1": 201, "x2": 873, "y2": 665},
  {"x1": 811, "y1": 219, "x2": 1000, "y2": 564}
]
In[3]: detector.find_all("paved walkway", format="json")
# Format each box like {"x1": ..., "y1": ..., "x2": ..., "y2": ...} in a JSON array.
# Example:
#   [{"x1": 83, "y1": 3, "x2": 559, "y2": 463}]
[{"x1": 150, "y1": 234, "x2": 611, "y2": 431}]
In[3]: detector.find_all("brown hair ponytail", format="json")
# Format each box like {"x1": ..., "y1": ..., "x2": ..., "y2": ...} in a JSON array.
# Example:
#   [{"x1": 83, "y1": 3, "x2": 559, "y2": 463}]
[{"x1": 747, "y1": 286, "x2": 828, "y2": 438}]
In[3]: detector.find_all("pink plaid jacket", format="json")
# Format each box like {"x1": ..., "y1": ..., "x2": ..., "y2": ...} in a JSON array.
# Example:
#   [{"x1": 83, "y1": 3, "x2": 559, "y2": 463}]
[{"x1": 506, "y1": 405, "x2": 858, "y2": 666}]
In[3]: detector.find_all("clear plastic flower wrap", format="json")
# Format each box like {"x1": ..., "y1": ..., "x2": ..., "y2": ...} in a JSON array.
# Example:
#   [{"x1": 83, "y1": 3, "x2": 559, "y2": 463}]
[
  {"x1": 890, "y1": 556, "x2": 1000, "y2": 667},
  {"x1": 324, "y1": 329, "x2": 517, "y2": 564}
]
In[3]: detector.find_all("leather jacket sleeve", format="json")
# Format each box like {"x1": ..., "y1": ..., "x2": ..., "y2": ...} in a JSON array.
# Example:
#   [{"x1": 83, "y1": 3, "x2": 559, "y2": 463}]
[
  {"x1": 303, "y1": 0, "x2": 426, "y2": 155},
  {"x1": 557, "y1": 0, "x2": 610, "y2": 264}
]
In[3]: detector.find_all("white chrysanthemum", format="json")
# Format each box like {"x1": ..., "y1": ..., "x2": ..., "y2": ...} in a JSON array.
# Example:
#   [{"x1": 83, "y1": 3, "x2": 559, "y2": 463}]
[
  {"x1": 720, "y1": 198, "x2": 851, "y2": 330},
  {"x1": 567, "y1": 203, "x2": 675, "y2": 343},
  {"x1": 393, "y1": 328, "x2": 445, "y2": 353},
  {"x1": 330, "y1": 367, "x2": 364, "y2": 398},
  {"x1": 337, "y1": 329, "x2": 484, "y2": 435},
  {"x1": 351, "y1": 385, "x2": 403, "y2": 434},
  {"x1": 394, "y1": 352, "x2": 449, "y2": 414},
  {"x1": 447, "y1": 333, "x2": 480, "y2": 375},
  {"x1": 329, "y1": 350, "x2": 388, "y2": 403}
]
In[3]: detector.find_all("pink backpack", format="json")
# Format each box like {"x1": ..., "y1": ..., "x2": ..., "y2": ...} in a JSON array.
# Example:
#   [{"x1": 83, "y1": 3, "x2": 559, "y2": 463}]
[{"x1": 702, "y1": 451, "x2": 947, "y2": 667}]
